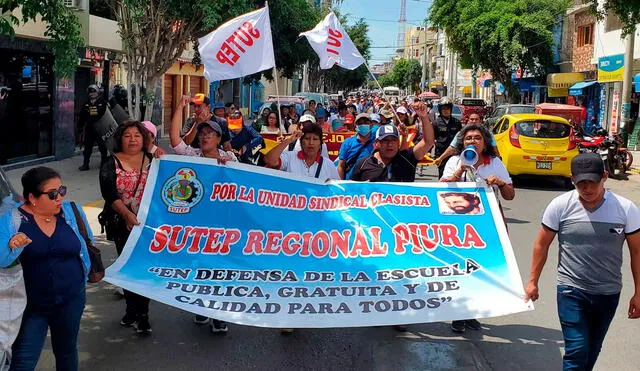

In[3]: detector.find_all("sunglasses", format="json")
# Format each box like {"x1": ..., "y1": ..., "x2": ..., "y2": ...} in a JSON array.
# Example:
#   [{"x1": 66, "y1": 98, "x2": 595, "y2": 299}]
[{"x1": 37, "y1": 186, "x2": 67, "y2": 200}]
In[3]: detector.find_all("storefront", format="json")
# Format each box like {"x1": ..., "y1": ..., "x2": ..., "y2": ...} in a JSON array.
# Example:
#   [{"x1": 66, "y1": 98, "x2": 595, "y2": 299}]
[
  {"x1": 0, "y1": 38, "x2": 56, "y2": 165},
  {"x1": 546, "y1": 72, "x2": 584, "y2": 103},
  {"x1": 568, "y1": 80, "x2": 600, "y2": 134},
  {"x1": 597, "y1": 54, "x2": 624, "y2": 134}
]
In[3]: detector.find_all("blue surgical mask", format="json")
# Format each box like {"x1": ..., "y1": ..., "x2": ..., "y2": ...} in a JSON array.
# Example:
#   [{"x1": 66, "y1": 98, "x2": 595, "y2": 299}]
[{"x1": 356, "y1": 125, "x2": 371, "y2": 136}]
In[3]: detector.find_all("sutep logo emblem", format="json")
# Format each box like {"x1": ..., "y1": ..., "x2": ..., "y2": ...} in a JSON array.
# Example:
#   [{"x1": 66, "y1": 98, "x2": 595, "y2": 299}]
[{"x1": 161, "y1": 168, "x2": 204, "y2": 214}]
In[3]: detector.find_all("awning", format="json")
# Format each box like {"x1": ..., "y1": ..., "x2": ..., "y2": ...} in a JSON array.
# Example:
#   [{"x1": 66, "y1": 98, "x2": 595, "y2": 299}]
[
  {"x1": 635, "y1": 73, "x2": 640, "y2": 93},
  {"x1": 568, "y1": 81, "x2": 598, "y2": 96},
  {"x1": 429, "y1": 81, "x2": 444, "y2": 88},
  {"x1": 459, "y1": 86, "x2": 472, "y2": 94},
  {"x1": 546, "y1": 73, "x2": 584, "y2": 97}
]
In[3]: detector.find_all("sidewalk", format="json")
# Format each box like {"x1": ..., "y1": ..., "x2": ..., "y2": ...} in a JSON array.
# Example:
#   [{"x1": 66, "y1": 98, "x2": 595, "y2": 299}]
[{"x1": 630, "y1": 150, "x2": 640, "y2": 174}]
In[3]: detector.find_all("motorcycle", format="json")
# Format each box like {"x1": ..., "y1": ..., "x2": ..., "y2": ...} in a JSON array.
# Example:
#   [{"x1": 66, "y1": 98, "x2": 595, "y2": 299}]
[{"x1": 599, "y1": 133, "x2": 633, "y2": 178}]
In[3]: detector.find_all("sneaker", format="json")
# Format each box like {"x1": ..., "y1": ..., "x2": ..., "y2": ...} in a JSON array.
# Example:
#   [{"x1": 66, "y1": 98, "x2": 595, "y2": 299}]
[
  {"x1": 451, "y1": 320, "x2": 466, "y2": 333},
  {"x1": 78, "y1": 164, "x2": 90, "y2": 171},
  {"x1": 193, "y1": 315, "x2": 210, "y2": 325},
  {"x1": 393, "y1": 325, "x2": 408, "y2": 332},
  {"x1": 120, "y1": 313, "x2": 136, "y2": 327},
  {"x1": 465, "y1": 319, "x2": 482, "y2": 330},
  {"x1": 136, "y1": 314, "x2": 152, "y2": 334},
  {"x1": 211, "y1": 319, "x2": 228, "y2": 333}
]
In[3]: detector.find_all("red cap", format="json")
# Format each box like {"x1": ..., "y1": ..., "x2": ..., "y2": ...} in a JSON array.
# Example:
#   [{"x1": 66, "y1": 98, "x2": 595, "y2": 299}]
[{"x1": 344, "y1": 114, "x2": 355, "y2": 124}]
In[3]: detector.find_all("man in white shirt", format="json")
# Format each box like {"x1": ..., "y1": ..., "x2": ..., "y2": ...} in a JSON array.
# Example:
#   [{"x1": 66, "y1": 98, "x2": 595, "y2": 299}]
[{"x1": 265, "y1": 123, "x2": 339, "y2": 181}]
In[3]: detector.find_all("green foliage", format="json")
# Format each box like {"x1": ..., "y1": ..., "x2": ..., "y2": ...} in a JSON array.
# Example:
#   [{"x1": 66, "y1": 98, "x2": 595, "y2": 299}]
[
  {"x1": 377, "y1": 73, "x2": 395, "y2": 87},
  {"x1": 390, "y1": 59, "x2": 408, "y2": 89},
  {"x1": 403, "y1": 59, "x2": 422, "y2": 92},
  {"x1": 584, "y1": 0, "x2": 640, "y2": 37},
  {"x1": 0, "y1": 0, "x2": 84, "y2": 78},
  {"x1": 429, "y1": 0, "x2": 571, "y2": 101}
]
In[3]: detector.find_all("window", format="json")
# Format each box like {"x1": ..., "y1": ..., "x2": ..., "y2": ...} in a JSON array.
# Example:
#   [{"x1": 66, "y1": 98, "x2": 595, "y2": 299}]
[
  {"x1": 415, "y1": 49, "x2": 419, "y2": 57},
  {"x1": 605, "y1": 14, "x2": 623, "y2": 32},
  {"x1": 515, "y1": 121, "x2": 571, "y2": 138},
  {"x1": 577, "y1": 24, "x2": 593, "y2": 47}
]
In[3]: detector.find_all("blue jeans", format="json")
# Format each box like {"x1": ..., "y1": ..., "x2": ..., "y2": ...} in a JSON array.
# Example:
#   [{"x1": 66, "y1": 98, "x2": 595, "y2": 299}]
[
  {"x1": 557, "y1": 285, "x2": 620, "y2": 371},
  {"x1": 10, "y1": 290, "x2": 85, "y2": 371}
]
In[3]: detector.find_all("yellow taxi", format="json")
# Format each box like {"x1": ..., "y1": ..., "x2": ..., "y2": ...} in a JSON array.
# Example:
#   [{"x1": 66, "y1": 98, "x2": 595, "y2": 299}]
[{"x1": 491, "y1": 114, "x2": 579, "y2": 179}]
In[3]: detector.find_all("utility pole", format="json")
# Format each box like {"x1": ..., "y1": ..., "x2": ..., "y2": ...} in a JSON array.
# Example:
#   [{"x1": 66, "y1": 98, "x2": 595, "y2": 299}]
[
  {"x1": 620, "y1": 28, "x2": 635, "y2": 145},
  {"x1": 421, "y1": 27, "x2": 428, "y2": 94}
]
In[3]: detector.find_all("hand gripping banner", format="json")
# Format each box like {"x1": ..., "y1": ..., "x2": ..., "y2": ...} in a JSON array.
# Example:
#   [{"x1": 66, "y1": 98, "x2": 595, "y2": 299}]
[
  {"x1": 198, "y1": 6, "x2": 275, "y2": 82},
  {"x1": 105, "y1": 155, "x2": 533, "y2": 328}
]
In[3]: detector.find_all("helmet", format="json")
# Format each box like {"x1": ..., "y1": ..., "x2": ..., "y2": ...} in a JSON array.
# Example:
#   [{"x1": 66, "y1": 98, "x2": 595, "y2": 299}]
[
  {"x1": 87, "y1": 84, "x2": 100, "y2": 94},
  {"x1": 113, "y1": 84, "x2": 127, "y2": 99},
  {"x1": 438, "y1": 97, "x2": 453, "y2": 112}
]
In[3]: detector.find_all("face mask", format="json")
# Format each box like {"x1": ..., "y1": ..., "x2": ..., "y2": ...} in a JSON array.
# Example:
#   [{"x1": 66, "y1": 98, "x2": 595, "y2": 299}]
[{"x1": 356, "y1": 125, "x2": 371, "y2": 136}]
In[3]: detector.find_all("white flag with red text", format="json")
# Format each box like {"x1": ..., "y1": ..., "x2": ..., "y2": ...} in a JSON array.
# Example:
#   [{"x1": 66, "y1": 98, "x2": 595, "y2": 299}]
[
  {"x1": 198, "y1": 6, "x2": 275, "y2": 81},
  {"x1": 300, "y1": 12, "x2": 365, "y2": 70}
]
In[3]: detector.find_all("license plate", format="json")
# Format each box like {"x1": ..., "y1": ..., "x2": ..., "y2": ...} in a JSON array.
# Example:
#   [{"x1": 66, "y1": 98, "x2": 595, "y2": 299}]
[{"x1": 536, "y1": 161, "x2": 552, "y2": 170}]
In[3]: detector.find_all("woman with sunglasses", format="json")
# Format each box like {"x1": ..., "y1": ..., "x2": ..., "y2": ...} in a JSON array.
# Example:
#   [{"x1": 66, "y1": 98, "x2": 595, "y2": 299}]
[
  {"x1": 99, "y1": 120, "x2": 154, "y2": 334},
  {"x1": 0, "y1": 167, "x2": 93, "y2": 370}
]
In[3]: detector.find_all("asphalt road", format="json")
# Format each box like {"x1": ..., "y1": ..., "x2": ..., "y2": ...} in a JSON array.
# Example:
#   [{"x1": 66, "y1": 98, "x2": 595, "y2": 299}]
[{"x1": 6, "y1": 155, "x2": 640, "y2": 371}]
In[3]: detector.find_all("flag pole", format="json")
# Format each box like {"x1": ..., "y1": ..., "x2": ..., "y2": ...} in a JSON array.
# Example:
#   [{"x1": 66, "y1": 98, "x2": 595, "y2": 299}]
[
  {"x1": 362, "y1": 59, "x2": 402, "y2": 125},
  {"x1": 265, "y1": 1, "x2": 283, "y2": 132}
]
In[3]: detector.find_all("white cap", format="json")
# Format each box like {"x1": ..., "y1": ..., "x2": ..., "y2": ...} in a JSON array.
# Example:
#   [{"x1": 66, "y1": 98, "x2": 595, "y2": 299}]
[
  {"x1": 299, "y1": 114, "x2": 316, "y2": 124},
  {"x1": 396, "y1": 106, "x2": 408, "y2": 115}
]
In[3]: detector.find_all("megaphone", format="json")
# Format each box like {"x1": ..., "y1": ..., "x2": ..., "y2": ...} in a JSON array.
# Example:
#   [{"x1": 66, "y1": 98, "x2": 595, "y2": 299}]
[{"x1": 461, "y1": 145, "x2": 478, "y2": 166}]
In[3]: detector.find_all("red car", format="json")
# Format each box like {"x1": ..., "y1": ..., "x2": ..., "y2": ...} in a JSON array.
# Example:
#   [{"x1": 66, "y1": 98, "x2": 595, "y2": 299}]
[{"x1": 456, "y1": 98, "x2": 488, "y2": 123}]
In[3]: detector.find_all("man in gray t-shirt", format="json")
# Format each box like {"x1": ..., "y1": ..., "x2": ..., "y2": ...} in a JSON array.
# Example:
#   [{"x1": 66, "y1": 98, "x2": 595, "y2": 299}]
[{"x1": 524, "y1": 153, "x2": 640, "y2": 371}]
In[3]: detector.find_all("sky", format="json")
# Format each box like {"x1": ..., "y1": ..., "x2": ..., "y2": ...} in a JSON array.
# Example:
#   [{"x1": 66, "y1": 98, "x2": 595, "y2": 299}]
[{"x1": 335, "y1": 0, "x2": 433, "y2": 65}]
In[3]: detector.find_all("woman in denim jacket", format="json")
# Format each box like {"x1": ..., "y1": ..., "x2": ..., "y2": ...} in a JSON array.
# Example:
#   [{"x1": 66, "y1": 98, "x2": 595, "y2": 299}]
[{"x1": 0, "y1": 167, "x2": 92, "y2": 371}]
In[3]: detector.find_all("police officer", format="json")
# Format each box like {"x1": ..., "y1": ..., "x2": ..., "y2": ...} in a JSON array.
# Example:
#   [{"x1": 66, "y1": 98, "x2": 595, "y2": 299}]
[
  {"x1": 432, "y1": 97, "x2": 462, "y2": 178},
  {"x1": 78, "y1": 85, "x2": 108, "y2": 171}
]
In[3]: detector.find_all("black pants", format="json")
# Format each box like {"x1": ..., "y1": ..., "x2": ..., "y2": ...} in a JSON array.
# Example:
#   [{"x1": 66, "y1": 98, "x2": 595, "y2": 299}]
[
  {"x1": 114, "y1": 229, "x2": 150, "y2": 316},
  {"x1": 82, "y1": 124, "x2": 108, "y2": 166}
]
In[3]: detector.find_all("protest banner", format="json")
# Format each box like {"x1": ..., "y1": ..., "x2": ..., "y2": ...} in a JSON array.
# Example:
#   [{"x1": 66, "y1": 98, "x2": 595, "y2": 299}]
[
  {"x1": 198, "y1": 6, "x2": 275, "y2": 82},
  {"x1": 105, "y1": 155, "x2": 532, "y2": 328},
  {"x1": 260, "y1": 131, "x2": 433, "y2": 164}
]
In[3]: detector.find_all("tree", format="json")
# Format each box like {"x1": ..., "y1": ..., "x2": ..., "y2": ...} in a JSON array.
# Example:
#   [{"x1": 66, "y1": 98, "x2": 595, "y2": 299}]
[
  {"x1": 0, "y1": 0, "x2": 84, "y2": 78},
  {"x1": 404, "y1": 59, "x2": 423, "y2": 93},
  {"x1": 390, "y1": 59, "x2": 408, "y2": 89},
  {"x1": 377, "y1": 73, "x2": 395, "y2": 87},
  {"x1": 429, "y1": 0, "x2": 571, "y2": 102},
  {"x1": 585, "y1": 1, "x2": 640, "y2": 37}
]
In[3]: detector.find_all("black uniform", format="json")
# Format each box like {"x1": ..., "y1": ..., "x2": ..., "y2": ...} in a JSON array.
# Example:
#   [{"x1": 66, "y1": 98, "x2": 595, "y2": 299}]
[
  {"x1": 433, "y1": 114, "x2": 462, "y2": 178},
  {"x1": 80, "y1": 99, "x2": 109, "y2": 167}
]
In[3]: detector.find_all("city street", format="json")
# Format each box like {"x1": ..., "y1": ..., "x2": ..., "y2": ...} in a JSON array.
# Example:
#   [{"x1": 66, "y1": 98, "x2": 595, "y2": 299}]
[{"x1": 6, "y1": 152, "x2": 640, "y2": 371}]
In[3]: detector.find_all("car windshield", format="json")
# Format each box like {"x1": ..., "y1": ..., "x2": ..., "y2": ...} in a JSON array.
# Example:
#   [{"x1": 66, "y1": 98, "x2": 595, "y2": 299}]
[
  {"x1": 460, "y1": 99, "x2": 484, "y2": 106},
  {"x1": 515, "y1": 120, "x2": 571, "y2": 138},
  {"x1": 510, "y1": 106, "x2": 535, "y2": 114}
]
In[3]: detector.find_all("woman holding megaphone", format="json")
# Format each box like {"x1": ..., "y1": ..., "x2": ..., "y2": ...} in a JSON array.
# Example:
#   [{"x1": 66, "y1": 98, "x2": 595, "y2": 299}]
[
  {"x1": 440, "y1": 124, "x2": 515, "y2": 201},
  {"x1": 440, "y1": 124, "x2": 515, "y2": 334}
]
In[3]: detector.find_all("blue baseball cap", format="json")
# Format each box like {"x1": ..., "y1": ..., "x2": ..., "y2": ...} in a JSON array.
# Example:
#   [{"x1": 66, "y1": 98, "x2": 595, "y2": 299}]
[
  {"x1": 376, "y1": 125, "x2": 399, "y2": 141},
  {"x1": 212, "y1": 102, "x2": 225, "y2": 110},
  {"x1": 316, "y1": 107, "x2": 328, "y2": 118},
  {"x1": 370, "y1": 113, "x2": 381, "y2": 123}
]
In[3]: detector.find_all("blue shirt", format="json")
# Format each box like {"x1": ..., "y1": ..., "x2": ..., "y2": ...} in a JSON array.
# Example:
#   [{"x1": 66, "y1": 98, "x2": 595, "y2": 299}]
[
  {"x1": 338, "y1": 134, "x2": 375, "y2": 179},
  {"x1": 18, "y1": 208, "x2": 85, "y2": 306},
  {"x1": 230, "y1": 125, "x2": 264, "y2": 162}
]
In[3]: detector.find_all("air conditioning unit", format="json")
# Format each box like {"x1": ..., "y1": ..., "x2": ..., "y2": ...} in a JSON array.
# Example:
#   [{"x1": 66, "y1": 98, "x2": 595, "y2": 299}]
[{"x1": 63, "y1": 0, "x2": 87, "y2": 10}]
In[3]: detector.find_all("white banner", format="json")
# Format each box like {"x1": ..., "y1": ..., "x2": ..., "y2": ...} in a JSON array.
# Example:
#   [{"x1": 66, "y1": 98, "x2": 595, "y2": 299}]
[
  {"x1": 198, "y1": 7, "x2": 275, "y2": 82},
  {"x1": 300, "y1": 12, "x2": 365, "y2": 70}
]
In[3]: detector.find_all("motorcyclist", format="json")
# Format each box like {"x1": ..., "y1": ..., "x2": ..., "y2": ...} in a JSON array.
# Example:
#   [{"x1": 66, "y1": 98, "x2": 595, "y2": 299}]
[{"x1": 78, "y1": 85, "x2": 109, "y2": 171}]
